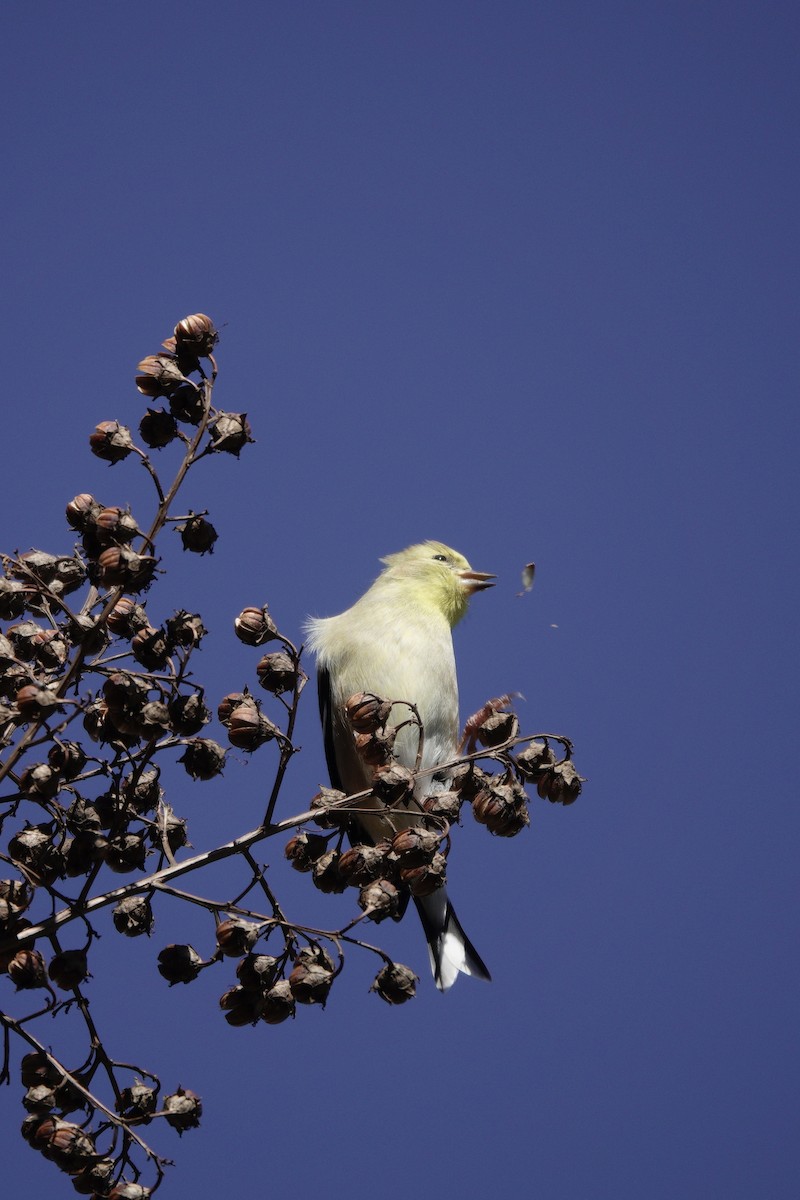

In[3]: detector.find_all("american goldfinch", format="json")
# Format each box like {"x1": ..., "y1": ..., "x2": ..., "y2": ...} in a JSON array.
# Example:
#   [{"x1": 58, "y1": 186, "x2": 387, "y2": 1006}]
[{"x1": 306, "y1": 540, "x2": 495, "y2": 990}]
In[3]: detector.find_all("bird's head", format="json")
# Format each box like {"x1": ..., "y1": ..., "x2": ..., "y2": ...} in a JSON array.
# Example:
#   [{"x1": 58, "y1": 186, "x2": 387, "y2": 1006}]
[{"x1": 379, "y1": 540, "x2": 495, "y2": 627}]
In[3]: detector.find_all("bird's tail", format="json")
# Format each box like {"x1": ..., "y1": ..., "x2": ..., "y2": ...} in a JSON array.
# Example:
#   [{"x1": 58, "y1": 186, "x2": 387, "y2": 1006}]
[{"x1": 414, "y1": 889, "x2": 491, "y2": 991}]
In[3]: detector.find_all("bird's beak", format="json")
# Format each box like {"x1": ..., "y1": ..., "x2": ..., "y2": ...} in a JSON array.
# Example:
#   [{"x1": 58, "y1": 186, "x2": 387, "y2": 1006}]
[{"x1": 458, "y1": 570, "x2": 496, "y2": 594}]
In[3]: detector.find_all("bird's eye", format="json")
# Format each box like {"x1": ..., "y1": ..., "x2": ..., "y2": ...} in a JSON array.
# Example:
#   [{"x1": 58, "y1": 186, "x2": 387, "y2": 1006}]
[{"x1": 432, "y1": 554, "x2": 448, "y2": 562}]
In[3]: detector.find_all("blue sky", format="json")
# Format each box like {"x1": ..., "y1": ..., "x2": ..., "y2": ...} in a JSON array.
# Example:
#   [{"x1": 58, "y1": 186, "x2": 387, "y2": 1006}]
[{"x1": 1, "y1": 3, "x2": 798, "y2": 1198}]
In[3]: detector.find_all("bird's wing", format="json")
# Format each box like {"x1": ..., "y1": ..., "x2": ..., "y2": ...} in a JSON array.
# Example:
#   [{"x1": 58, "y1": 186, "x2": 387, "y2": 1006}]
[{"x1": 317, "y1": 664, "x2": 344, "y2": 792}]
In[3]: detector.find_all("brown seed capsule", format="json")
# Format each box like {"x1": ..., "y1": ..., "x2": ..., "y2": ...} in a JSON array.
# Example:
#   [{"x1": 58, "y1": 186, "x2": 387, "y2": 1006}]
[
  {"x1": 353, "y1": 729, "x2": 397, "y2": 767},
  {"x1": 158, "y1": 944, "x2": 204, "y2": 985},
  {"x1": 95, "y1": 506, "x2": 139, "y2": 545},
  {"x1": 337, "y1": 843, "x2": 389, "y2": 887},
  {"x1": 284, "y1": 831, "x2": 330, "y2": 872},
  {"x1": 131, "y1": 625, "x2": 170, "y2": 670},
  {"x1": 358, "y1": 878, "x2": 401, "y2": 921},
  {"x1": 370, "y1": 962, "x2": 418, "y2": 1005},
  {"x1": 178, "y1": 513, "x2": 218, "y2": 555},
  {"x1": 107, "y1": 1181, "x2": 152, "y2": 1200},
  {"x1": 71, "y1": 1158, "x2": 117, "y2": 1196},
  {"x1": 256, "y1": 651, "x2": 298, "y2": 695},
  {"x1": 310, "y1": 849, "x2": 347, "y2": 894},
  {"x1": 537, "y1": 758, "x2": 584, "y2": 805},
  {"x1": 39, "y1": 1118, "x2": 96, "y2": 1170},
  {"x1": 261, "y1": 979, "x2": 296, "y2": 1024},
  {"x1": 96, "y1": 546, "x2": 157, "y2": 591},
  {"x1": 514, "y1": 739, "x2": 557, "y2": 782},
  {"x1": 169, "y1": 380, "x2": 206, "y2": 424},
  {"x1": 449, "y1": 762, "x2": 491, "y2": 800},
  {"x1": 0, "y1": 577, "x2": 27, "y2": 620},
  {"x1": 23, "y1": 1083, "x2": 58, "y2": 1113},
  {"x1": 168, "y1": 690, "x2": 210, "y2": 736},
  {"x1": 112, "y1": 896, "x2": 154, "y2": 937},
  {"x1": 178, "y1": 738, "x2": 226, "y2": 780},
  {"x1": 89, "y1": 420, "x2": 134, "y2": 463},
  {"x1": 163, "y1": 1086, "x2": 202, "y2": 1133},
  {"x1": 106, "y1": 597, "x2": 150, "y2": 638},
  {"x1": 217, "y1": 690, "x2": 249, "y2": 726},
  {"x1": 391, "y1": 825, "x2": 442, "y2": 867},
  {"x1": 18, "y1": 763, "x2": 61, "y2": 800},
  {"x1": 472, "y1": 779, "x2": 530, "y2": 837},
  {"x1": 219, "y1": 985, "x2": 263, "y2": 1026},
  {"x1": 47, "y1": 740, "x2": 87, "y2": 780},
  {"x1": 208, "y1": 411, "x2": 253, "y2": 456},
  {"x1": 174, "y1": 312, "x2": 218, "y2": 357},
  {"x1": 105, "y1": 832, "x2": 148, "y2": 874},
  {"x1": 399, "y1": 852, "x2": 448, "y2": 897},
  {"x1": 121, "y1": 766, "x2": 162, "y2": 813},
  {"x1": 216, "y1": 917, "x2": 260, "y2": 957},
  {"x1": 15, "y1": 683, "x2": 62, "y2": 721},
  {"x1": 233, "y1": 605, "x2": 278, "y2": 646},
  {"x1": 288, "y1": 947, "x2": 335, "y2": 1006},
  {"x1": 236, "y1": 954, "x2": 280, "y2": 991},
  {"x1": 372, "y1": 762, "x2": 415, "y2": 806},
  {"x1": 309, "y1": 786, "x2": 349, "y2": 828},
  {"x1": 476, "y1": 709, "x2": 520, "y2": 748},
  {"x1": 345, "y1": 692, "x2": 393, "y2": 733},
  {"x1": 153, "y1": 805, "x2": 188, "y2": 853},
  {"x1": 7, "y1": 949, "x2": 48, "y2": 989},
  {"x1": 139, "y1": 406, "x2": 179, "y2": 448},
  {"x1": 422, "y1": 790, "x2": 463, "y2": 824},
  {"x1": 0, "y1": 878, "x2": 33, "y2": 924},
  {"x1": 65, "y1": 493, "x2": 102, "y2": 532},
  {"x1": 20, "y1": 1053, "x2": 61, "y2": 1090},
  {"x1": 227, "y1": 704, "x2": 279, "y2": 752},
  {"x1": 165, "y1": 609, "x2": 206, "y2": 648},
  {"x1": 47, "y1": 949, "x2": 89, "y2": 991},
  {"x1": 135, "y1": 353, "x2": 188, "y2": 397},
  {"x1": 31, "y1": 629, "x2": 69, "y2": 670},
  {"x1": 64, "y1": 831, "x2": 108, "y2": 877},
  {"x1": 8, "y1": 825, "x2": 63, "y2": 885},
  {"x1": 116, "y1": 1082, "x2": 158, "y2": 1121}
]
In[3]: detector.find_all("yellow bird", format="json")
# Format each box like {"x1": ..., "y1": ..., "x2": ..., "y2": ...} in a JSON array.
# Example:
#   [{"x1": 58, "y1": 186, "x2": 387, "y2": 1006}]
[{"x1": 306, "y1": 540, "x2": 494, "y2": 989}]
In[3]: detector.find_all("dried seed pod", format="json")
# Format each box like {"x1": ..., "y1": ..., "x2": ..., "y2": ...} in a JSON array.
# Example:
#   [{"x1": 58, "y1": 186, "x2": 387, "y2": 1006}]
[
  {"x1": 288, "y1": 946, "x2": 336, "y2": 1006},
  {"x1": 116, "y1": 1081, "x2": 158, "y2": 1121},
  {"x1": 64, "y1": 832, "x2": 108, "y2": 876},
  {"x1": 135, "y1": 354, "x2": 188, "y2": 398},
  {"x1": 107, "y1": 1181, "x2": 153, "y2": 1200},
  {"x1": 236, "y1": 954, "x2": 280, "y2": 991},
  {"x1": 89, "y1": 420, "x2": 134, "y2": 463},
  {"x1": 65, "y1": 493, "x2": 102, "y2": 532},
  {"x1": 168, "y1": 380, "x2": 205, "y2": 424},
  {"x1": 0, "y1": 578, "x2": 28, "y2": 620},
  {"x1": 95, "y1": 506, "x2": 139, "y2": 545},
  {"x1": 178, "y1": 738, "x2": 226, "y2": 780},
  {"x1": 165, "y1": 609, "x2": 206, "y2": 648},
  {"x1": 208, "y1": 411, "x2": 253, "y2": 456},
  {"x1": 112, "y1": 896, "x2": 154, "y2": 937},
  {"x1": 219, "y1": 985, "x2": 263, "y2": 1026},
  {"x1": 47, "y1": 740, "x2": 87, "y2": 780},
  {"x1": 311, "y1": 849, "x2": 347, "y2": 894},
  {"x1": 372, "y1": 762, "x2": 415, "y2": 806},
  {"x1": 391, "y1": 825, "x2": 442, "y2": 867},
  {"x1": 476, "y1": 709, "x2": 519, "y2": 747},
  {"x1": 154, "y1": 805, "x2": 188, "y2": 853},
  {"x1": 71, "y1": 1159, "x2": 117, "y2": 1196},
  {"x1": 20, "y1": 1052, "x2": 61, "y2": 1089},
  {"x1": 106, "y1": 597, "x2": 150, "y2": 638},
  {"x1": 163, "y1": 1086, "x2": 202, "y2": 1133},
  {"x1": 158, "y1": 944, "x2": 204, "y2": 985},
  {"x1": 358, "y1": 878, "x2": 401, "y2": 921},
  {"x1": 309, "y1": 786, "x2": 349, "y2": 828},
  {"x1": 537, "y1": 758, "x2": 584, "y2": 805},
  {"x1": 168, "y1": 690, "x2": 210, "y2": 736},
  {"x1": 96, "y1": 546, "x2": 157, "y2": 591},
  {"x1": 173, "y1": 312, "x2": 218, "y2": 358},
  {"x1": 337, "y1": 843, "x2": 389, "y2": 887},
  {"x1": 0, "y1": 878, "x2": 33, "y2": 924},
  {"x1": 131, "y1": 624, "x2": 171, "y2": 670},
  {"x1": 399, "y1": 852, "x2": 448, "y2": 897},
  {"x1": 353, "y1": 728, "x2": 397, "y2": 768},
  {"x1": 105, "y1": 832, "x2": 148, "y2": 874},
  {"x1": 284, "y1": 831, "x2": 330, "y2": 873},
  {"x1": 64, "y1": 797, "x2": 102, "y2": 834},
  {"x1": 217, "y1": 690, "x2": 248, "y2": 726},
  {"x1": 514, "y1": 739, "x2": 557, "y2": 782},
  {"x1": 139, "y1": 406, "x2": 179, "y2": 448},
  {"x1": 256, "y1": 651, "x2": 298, "y2": 695},
  {"x1": 23, "y1": 1083, "x2": 58, "y2": 1112},
  {"x1": 345, "y1": 692, "x2": 392, "y2": 733},
  {"x1": 7, "y1": 948, "x2": 48, "y2": 989},
  {"x1": 18, "y1": 763, "x2": 61, "y2": 800},
  {"x1": 8, "y1": 825, "x2": 64, "y2": 885},
  {"x1": 370, "y1": 962, "x2": 418, "y2": 1005},
  {"x1": 422, "y1": 790, "x2": 463, "y2": 824},
  {"x1": 233, "y1": 605, "x2": 277, "y2": 646},
  {"x1": 472, "y1": 779, "x2": 530, "y2": 837},
  {"x1": 31, "y1": 629, "x2": 69, "y2": 670},
  {"x1": 261, "y1": 979, "x2": 296, "y2": 1024},
  {"x1": 216, "y1": 917, "x2": 260, "y2": 957},
  {"x1": 38, "y1": 1118, "x2": 97, "y2": 1170},
  {"x1": 227, "y1": 703, "x2": 279, "y2": 752},
  {"x1": 6, "y1": 620, "x2": 43, "y2": 660},
  {"x1": 178, "y1": 513, "x2": 218, "y2": 555},
  {"x1": 47, "y1": 949, "x2": 90, "y2": 990},
  {"x1": 449, "y1": 762, "x2": 491, "y2": 800}
]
